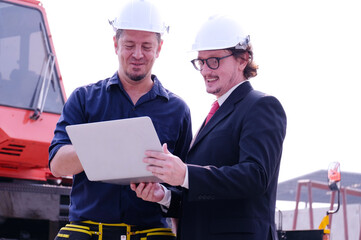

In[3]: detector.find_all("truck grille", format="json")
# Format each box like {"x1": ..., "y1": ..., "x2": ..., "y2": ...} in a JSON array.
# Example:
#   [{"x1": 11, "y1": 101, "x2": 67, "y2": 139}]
[{"x1": 0, "y1": 144, "x2": 25, "y2": 157}]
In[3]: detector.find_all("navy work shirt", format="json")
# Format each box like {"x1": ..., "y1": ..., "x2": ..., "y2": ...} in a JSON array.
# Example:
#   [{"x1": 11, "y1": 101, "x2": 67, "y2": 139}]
[{"x1": 49, "y1": 72, "x2": 192, "y2": 227}]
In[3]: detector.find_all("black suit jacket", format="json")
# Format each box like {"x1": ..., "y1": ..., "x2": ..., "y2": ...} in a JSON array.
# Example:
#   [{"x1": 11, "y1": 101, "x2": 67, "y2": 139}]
[{"x1": 167, "y1": 82, "x2": 287, "y2": 240}]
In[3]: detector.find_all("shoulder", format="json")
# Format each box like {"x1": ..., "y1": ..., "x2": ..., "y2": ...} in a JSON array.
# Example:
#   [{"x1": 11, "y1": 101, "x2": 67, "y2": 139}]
[
  {"x1": 68, "y1": 77, "x2": 111, "y2": 101},
  {"x1": 230, "y1": 84, "x2": 287, "y2": 123},
  {"x1": 244, "y1": 90, "x2": 287, "y2": 128},
  {"x1": 75, "y1": 78, "x2": 110, "y2": 94},
  {"x1": 167, "y1": 90, "x2": 189, "y2": 106},
  {"x1": 250, "y1": 91, "x2": 285, "y2": 111},
  {"x1": 167, "y1": 90, "x2": 191, "y2": 116},
  {"x1": 232, "y1": 82, "x2": 285, "y2": 111}
]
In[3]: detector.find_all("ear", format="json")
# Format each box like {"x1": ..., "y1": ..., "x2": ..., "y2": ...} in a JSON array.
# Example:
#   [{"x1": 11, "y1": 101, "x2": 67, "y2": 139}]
[
  {"x1": 155, "y1": 40, "x2": 163, "y2": 58},
  {"x1": 238, "y1": 52, "x2": 249, "y2": 71},
  {"x1": 113, "y1": 36, "x2": 118, "y2": 54}
]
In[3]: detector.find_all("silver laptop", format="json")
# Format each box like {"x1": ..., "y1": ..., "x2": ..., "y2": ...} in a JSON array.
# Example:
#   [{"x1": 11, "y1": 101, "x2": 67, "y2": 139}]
[{"x1": 65, "y1": 116, "x2": 162, "y2": 185}]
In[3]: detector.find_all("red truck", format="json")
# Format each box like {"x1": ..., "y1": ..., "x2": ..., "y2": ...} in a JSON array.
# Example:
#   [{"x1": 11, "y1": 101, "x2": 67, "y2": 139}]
[{"x1": 0, "y1": 0, "x2": 71, "y2": 239}]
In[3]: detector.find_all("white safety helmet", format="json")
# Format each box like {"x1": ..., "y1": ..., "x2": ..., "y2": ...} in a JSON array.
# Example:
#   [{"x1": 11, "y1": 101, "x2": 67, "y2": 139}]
[
  {"x1": 192, "y1": 15, "x2": 250, "y2": 51},
  {"x1": 110, "y1": 0, "x2": 169, "y2": 34}
]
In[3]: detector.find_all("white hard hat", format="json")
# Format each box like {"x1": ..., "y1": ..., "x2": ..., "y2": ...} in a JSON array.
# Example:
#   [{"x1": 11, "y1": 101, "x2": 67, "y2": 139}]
[
  {"x1": 110, "y1": 0, "x2": 169, "y2": 34},
  {"x1": 192, "y1": 15, "x2": 250, "y2": 51}
]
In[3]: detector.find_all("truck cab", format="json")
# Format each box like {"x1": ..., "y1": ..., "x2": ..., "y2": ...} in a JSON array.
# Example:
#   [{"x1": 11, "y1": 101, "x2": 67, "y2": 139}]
[
  {"x1": 0, "y1": 0, "x2": 66, "y2": 181},
  {"x1": 0, "y1": 1, "x2": 71, "y2": 239}
]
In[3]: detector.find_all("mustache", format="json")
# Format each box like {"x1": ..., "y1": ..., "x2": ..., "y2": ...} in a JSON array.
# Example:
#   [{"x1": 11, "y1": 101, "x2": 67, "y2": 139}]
[{"x1": 129, "y1": 57, "x2": 145, "y2": 64}]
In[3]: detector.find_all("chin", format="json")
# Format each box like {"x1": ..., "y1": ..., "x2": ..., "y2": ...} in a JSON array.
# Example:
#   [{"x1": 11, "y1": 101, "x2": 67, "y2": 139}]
[
  {"x1": 127, "y1": 72, "x2": 147, "y2": 81},
  {"x1": 206, "y1": 87, "x2": 220, "y2": 95}
]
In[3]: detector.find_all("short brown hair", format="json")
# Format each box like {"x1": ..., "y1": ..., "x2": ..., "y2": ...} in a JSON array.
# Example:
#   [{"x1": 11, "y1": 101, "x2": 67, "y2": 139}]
[{"x1": 227, "y1": 45, "x2": 258, "y2": 80}]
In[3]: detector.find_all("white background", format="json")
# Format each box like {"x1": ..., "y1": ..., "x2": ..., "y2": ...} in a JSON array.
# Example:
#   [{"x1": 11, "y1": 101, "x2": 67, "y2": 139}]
[{"x1": 41, "y1": 0, "x2": 361, "y2": 185}]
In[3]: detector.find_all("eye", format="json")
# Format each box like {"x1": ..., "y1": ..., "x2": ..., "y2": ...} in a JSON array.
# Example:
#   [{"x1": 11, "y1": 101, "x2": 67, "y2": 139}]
[
  {"x1": 207, "y1": 57, "x2": 218, "y2": 65},
  {"x1": 124, "y1": 45, "x2": 134, "y2": 50},
  {"x1": 142, "y1": 45, "x2": 152, "y2": 51}
]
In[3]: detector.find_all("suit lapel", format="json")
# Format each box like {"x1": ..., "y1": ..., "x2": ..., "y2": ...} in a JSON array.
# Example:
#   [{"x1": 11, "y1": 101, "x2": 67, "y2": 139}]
[{"x1": 189, "y1": 82, "x2": 254, "y2": 152}]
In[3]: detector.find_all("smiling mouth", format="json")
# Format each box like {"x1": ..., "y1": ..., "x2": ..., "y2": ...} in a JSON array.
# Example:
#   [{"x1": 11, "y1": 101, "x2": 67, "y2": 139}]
[
  {"x1": 206, "y1": 77, "x2": 218, "y2": 82},
  {"x1": 130, "y1": 60, "x2": 145, "y2": 65}
]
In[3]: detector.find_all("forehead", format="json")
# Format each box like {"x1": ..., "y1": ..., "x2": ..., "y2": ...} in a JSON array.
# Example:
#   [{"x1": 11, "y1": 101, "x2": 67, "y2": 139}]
[
  {"x1": 120, "y1": 29, "x2": 158, "y2": 44},
  {"x1": 198, "y1": 49, "x2": 230, "y2": 58}
]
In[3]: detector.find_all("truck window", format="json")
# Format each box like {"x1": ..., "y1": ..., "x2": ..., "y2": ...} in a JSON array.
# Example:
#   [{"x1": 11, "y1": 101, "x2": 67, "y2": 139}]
[{"x1": 0, "y1": 1, "x2": 64, "y2": 114}]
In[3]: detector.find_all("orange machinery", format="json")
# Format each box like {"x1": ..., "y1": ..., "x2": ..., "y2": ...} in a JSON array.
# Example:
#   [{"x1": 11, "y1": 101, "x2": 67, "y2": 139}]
[
  {"x1": 278, "y1": 162, "x2": 343, "y2": 240},
  {"x1": 0, "y1": 0, "x2": 71, "y2": 239}
]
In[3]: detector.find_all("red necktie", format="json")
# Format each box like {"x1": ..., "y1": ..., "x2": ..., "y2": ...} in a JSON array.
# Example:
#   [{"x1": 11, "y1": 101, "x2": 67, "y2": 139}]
[{"x1": 205, "y1": 101, "x2": 219, "y2": 125}]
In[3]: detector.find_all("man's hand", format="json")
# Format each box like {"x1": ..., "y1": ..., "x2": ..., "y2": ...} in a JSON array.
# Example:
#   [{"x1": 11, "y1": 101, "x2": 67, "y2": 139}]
[
  {"x1": 130, "y1": 182, "x2": 165, "y2": 202},
  {"x1": 144, "y1": 143, "x2": 186, "y2": 186}
]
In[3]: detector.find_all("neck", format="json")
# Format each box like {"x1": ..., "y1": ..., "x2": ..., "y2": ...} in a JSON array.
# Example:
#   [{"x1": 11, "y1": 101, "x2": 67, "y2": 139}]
[
  {"x1": 119, "y1": 73, "x2": 154, "y2": 105},
  {"x1": 217, "y1": 80, "x2": 246, "y2": 106}
]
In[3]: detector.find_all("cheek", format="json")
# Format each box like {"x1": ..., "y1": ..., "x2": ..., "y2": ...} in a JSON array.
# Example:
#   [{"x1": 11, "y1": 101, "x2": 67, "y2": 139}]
[
  {"x1": 144, "y1": 51, "x2": 158, "y2": 62},
  {"x1": 218, "y1": 69, "x2": 230, "y2": 79},
  {"x1": 118, "y1": 49, "x2": 132, "y2": 60},
  {"x1": 218, "y1": 71, "x2": 234, "y2": 85}
]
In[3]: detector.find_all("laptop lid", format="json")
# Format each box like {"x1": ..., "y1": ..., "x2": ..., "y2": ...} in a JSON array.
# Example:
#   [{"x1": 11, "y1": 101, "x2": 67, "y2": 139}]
[{"x1": 65, "y1": 116, "x2": 162, "y2": 185}]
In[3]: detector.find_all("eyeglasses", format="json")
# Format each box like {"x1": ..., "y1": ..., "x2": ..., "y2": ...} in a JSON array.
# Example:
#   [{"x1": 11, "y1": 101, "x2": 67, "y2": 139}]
[{"x1": 191, "y1": 54, "x2": 233, "y2": 71}]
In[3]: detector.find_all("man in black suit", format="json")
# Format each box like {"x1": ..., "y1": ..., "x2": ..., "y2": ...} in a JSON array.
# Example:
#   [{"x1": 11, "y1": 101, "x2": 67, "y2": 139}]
[{"x1": 131, "y1": 15, "x2": 287, "y2": 240}]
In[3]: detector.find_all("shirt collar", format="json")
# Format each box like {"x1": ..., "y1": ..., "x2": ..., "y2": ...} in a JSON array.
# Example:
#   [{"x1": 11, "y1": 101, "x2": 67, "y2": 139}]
[
  {"x1": 106, "y1": 72, "x2": 120, "y2": 88},
  {"x1": 106, "y1": 72, "x2": 169, "y2": 101},
  {"x1": 151, "y1": 75, "x2": 169, "y2": 100},
  {"x1": 217, "y1": 80, "x2": 248, "y2": 106}
]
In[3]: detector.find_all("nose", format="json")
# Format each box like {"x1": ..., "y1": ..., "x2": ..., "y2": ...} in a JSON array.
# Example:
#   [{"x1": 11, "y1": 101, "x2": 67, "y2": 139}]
[{"x1": 132, "y1": 45, "x2": 144, "y2": 59}]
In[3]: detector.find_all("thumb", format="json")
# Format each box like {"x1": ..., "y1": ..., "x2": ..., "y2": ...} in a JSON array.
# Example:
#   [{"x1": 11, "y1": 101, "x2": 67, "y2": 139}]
[{"x1": 162, "y1": 143, "x2": 170, "y2": 154}]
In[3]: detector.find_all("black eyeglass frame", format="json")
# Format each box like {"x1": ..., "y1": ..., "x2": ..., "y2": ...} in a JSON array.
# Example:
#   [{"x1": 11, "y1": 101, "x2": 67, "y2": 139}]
[{"x1": 191, "y1": 54, "x2": 234, "y2": 71}]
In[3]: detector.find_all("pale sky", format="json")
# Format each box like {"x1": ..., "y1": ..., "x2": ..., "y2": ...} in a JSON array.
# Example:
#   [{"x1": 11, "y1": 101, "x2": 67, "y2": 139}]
[{"x1": 41, "y1": 0, "x2": 361, "y2": 184}]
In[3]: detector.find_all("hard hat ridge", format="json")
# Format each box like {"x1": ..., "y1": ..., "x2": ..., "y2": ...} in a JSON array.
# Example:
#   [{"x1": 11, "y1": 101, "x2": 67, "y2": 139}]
[
  {"x1": 110, "y1": 0, "x2": 169, "y2": 34},
  {"x1": 192, "y1": 14, "x2": 250, "y2": 51},
  {"x1": 235, "y1": 35, "x2": 250, "y2": 50}
]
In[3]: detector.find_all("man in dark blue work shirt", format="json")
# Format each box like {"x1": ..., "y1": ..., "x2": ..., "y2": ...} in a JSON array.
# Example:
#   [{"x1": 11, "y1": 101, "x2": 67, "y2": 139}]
[{"x1": 48, "y1": 1, "x2": 192, "y2": 239}]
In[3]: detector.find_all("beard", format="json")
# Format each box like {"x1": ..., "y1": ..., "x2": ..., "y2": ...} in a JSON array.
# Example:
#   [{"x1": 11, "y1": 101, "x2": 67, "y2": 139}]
[
  {"x1": 126, "y1": 72, "x2": 147, "y2": 82},
  {"x1": 207, "y1": 88, "x2": 221, "y2": 96}
]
